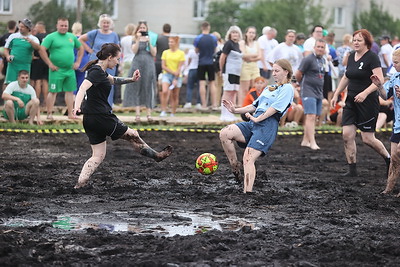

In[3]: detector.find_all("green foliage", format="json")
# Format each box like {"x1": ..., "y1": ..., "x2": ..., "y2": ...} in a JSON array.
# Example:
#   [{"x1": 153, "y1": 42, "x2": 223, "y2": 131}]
[
  {"x1": 206, "y1": 0, "x2": 242, "y2": 36},
  {"x1": 27, "y1": 0, "x2": 111, "y2": 33},
  {"x1": 352, "y1": 0, "x2": 400, "y2": 38},
  {"x1": 206, "y1": 0, "x2": 332, "y2": 42}
]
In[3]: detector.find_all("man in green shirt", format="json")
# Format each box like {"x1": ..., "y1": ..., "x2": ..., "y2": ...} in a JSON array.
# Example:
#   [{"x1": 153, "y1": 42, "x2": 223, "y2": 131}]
[
  {"x1": 39, "y1": 17, "x2": 83, "y2": 120},
  {"x1": 3, "y1": 18, "x2": 40, "y2": 86},
  {"x1": 2, "y1": 70, "x2": 42, "y2": 125}
]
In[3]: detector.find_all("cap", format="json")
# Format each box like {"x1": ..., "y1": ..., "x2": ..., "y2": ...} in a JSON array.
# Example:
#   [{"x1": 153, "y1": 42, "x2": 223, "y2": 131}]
[
  {"x1": 379, "y1": 35, "x2": 391, "y2": 41},
  {"x1": 18, "y1": 18, "x2": 33, "y2": 30}
]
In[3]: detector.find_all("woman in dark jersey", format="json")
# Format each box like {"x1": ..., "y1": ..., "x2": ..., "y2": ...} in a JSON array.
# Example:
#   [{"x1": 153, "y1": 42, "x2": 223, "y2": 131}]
[
  {"x1": 331, "y1": 29, "x2": 390, "y2": 177},
  {"x1": 72, "y1": 43, "x2": 173, "y2": 188}
]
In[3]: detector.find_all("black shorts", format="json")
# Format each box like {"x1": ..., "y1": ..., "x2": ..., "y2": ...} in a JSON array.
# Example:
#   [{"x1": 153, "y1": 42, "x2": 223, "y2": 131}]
[
  {"x1": 323, "y1": 72, "x2": 332, "y2": 99},
  {"x1": 30, "y1": 59, "x2": 49, "y2": 80},
  {"x1": 342, "y1": 93, "x2": 379, "y2": 132},
  {"x1": 390, "y1": 132, "x2": 400, "y2": 143},
  {"x1": 197, "y1": 64, "x2": 215, "y2": 81},
  {"x1": 83, "y1": 113, "x2": 128, "y2": 145}
]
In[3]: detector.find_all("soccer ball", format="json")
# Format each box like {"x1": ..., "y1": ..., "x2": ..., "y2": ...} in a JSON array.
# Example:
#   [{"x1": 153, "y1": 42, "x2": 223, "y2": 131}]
[{"x1": 195, "y1": 153, "x2": 218, "y2": 175}]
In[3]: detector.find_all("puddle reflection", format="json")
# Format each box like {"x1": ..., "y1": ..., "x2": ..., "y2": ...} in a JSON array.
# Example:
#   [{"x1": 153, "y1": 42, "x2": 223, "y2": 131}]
[{"x1": 3, "y1": 211, "x2": 259, "y2": 237}]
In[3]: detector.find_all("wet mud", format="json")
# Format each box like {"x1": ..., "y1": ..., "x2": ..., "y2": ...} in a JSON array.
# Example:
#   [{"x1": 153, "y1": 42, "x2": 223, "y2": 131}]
[{"x1": 1, "y1": 130, "x2": 400, "y2": 266}]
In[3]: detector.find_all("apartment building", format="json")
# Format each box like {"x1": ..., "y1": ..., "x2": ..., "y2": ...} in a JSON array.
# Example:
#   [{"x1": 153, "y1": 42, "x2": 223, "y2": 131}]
[{"x1": 0, "y1": 0, "x2": 399, "y2": 37}]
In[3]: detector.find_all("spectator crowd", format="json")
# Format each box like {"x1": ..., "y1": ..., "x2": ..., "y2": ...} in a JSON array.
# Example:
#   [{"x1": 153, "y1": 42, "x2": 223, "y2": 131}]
[{"x1": 1, "y1": 16, "x2": 399, "y2": 131}]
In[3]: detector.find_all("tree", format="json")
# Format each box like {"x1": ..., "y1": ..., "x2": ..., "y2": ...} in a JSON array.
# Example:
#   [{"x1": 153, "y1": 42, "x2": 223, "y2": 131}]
[
  {"x1": 205, "y1": 0, "x2": 242, "y2": 36},
  {"x1": 239, "y1": 0, "x2": 331, "y2": 42},
  {"x1": 27, "y1": 0, "x2": 111, "y2": 33},
  {"x1": 352, "y1": 0, "x2": 400, "y2": 38},
  {"x1": 205, "y1": 0, "x2": 332, "y2": 42}
]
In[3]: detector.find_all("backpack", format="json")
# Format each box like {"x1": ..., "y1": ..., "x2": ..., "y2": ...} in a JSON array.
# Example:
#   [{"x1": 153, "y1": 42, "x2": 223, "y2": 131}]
[{"x1": 213, "y1": 50, "x2": 222, "y2": 72}]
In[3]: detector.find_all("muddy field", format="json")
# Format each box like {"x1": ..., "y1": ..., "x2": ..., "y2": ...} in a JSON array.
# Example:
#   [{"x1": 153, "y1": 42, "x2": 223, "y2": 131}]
[{"x1": 1, "y1": 129, "x2": 400, "y2": 266}]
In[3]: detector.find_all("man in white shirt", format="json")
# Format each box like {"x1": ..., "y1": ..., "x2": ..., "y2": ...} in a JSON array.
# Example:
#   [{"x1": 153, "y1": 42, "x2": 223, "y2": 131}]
[
  {"x1": 2, "y1": 69, "x2": 42, "y2": 125},
  {"x1": 257, "y1": 26, "x2": 278, "y2": 79},
  {"x1": 379, "y1": 35, "x2": 393, "y2": 76}
]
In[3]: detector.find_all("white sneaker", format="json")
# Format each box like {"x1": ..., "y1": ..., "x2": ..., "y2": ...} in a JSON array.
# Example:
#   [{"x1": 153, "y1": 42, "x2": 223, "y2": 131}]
[
  {"x1": 183, "y1": 103, "x2": 192, "y2": 109},
  {"x1": 160, "y1": 111, "x2": 167, "y2": 117},
  {"x1": 195, "y1": 103, "x2": 202, "y2": 109},
  {"x1": 170, "y1": 113, "x2": 175, "y2": 117}
]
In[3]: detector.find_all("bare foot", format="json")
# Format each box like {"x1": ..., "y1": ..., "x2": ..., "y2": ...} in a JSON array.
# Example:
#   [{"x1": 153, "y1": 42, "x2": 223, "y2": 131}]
[
  {"x1": 74, "y1": 181, "x2": 87, "y2": 189},
  {"x1": 232, "y1": 161, "x2": 243, "y2": 183},
  {"x1": 155, "y1": 145, "x2": 173, "y2": 162},
  {"x1": 47, "y1": 114, "x2": 54, "y2": 120},
  {"x1": 310, "y1": 144, "x2": 320, "y2": 150},
  {"x1": 301, "y1": 141, "x2": 311, "y2": 148}
]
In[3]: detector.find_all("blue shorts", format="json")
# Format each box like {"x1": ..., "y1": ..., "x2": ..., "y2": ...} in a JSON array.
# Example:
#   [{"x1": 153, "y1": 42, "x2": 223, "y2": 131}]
[
  {"x1": 162, "y1": 73, "x2": 183, "y2": 88},
  {"x1": 302, "y1": 97, "x2": 322, "y2": 115},
  {"x1": 235, "y1": 112, "x2": 279, "y2": 156}
]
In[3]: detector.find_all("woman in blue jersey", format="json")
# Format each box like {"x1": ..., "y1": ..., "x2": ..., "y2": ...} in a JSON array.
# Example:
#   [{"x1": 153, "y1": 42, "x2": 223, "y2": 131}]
[
  {"x1": 220, "y1": 59, "x2": 294, "y2": 193},
  {"x1": 371, "y1": 48, "x2": 400, "y2": 196}
]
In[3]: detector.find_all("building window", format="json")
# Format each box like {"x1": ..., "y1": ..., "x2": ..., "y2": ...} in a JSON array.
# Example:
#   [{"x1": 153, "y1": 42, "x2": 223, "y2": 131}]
[
  {"x1": 104, "y1": 0, "x2": 118, "y2": 19},
  {"x1": 334, "y1": 7, "x2": 345, "y2": 27},
  {"x1": 0, "y1": 0, "x2": 11, "y2": 14},
  {"x1": 194, "y1": 0, "x2": 206, "y2": 19}
]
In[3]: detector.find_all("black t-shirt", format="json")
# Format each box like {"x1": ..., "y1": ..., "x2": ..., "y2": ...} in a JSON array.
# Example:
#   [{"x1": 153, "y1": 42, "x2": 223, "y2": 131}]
[
  {"x1": 83, "y1": 65, "x2": 112, "y2": 114},
  {"x1": 345, "y1": 50, "x2": 381, "y2": 97},
  {"x1": 33, "y1": 32, "x2": 47, "y2": 57},
  {"x1": 156, "y1": 35, "x2": 169, "y2": 63},
  {"x1": 221, "y1": 40, "x2": 240, "y2": 73}
]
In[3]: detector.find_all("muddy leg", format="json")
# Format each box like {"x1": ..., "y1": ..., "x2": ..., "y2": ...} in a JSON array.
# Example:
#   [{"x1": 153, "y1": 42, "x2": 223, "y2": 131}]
[
  {"x1": 219, "y1": 125, "x2": 245, "y2": 182},
  {"x1": 382, "y1": 142, "x2": 400, "y2": 194},
  {"x1": 75, "y1": 142, "x2": 106, "y2": 188},
  {"x1": 243, "y1": 147, "x2": 262, "y2": 193},
  {"x1": 121, "y1": 128, "x2": 173, "y2": 162}
]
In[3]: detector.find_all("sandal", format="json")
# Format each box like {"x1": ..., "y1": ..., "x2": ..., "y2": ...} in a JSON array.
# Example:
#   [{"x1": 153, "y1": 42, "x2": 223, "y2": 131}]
[
  {"x1": 135, "y1": 115, "x2": 141, "y2": 123},
  {"x1": 147, "y1": 115, "x2": 154, "y2": 122}
]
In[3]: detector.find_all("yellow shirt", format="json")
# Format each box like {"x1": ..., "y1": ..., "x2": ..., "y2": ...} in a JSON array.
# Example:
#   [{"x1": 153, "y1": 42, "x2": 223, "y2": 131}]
[{"x1": 161, "y1": 49, "x2": 186, "y2": 74}]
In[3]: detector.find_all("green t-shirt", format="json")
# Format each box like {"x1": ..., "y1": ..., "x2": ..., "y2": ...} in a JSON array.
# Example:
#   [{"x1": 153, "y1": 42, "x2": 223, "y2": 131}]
[
  {"x1": 41, "y1": 31, "x2": 81, "y2": 69},
  {"x1": 5, "y1": 32, "x2": 39, "y2": 64}
]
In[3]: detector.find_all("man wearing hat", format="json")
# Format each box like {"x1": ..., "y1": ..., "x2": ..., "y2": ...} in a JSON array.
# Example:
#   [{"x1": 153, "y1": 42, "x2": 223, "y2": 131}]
[
  {"x1": 3, "y1": 19, "x2": 40, "y2": 86},
  {"x1": 379, "y1": 35, "x2": 393, "y2": 76}
]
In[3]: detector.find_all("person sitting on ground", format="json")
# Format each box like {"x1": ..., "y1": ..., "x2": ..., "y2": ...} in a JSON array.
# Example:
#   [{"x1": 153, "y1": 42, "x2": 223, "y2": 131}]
[
  {"x1": 376, "y1": 95, "x2": 394, "y2": 129},
  {"x1": 2, "y1": 69, "x2": 42, "y2": 125},
  {"x1": 329, "y1": 91, "x2": 346, "y2": 127},
  {"x1": 279, "y1": 81, "x2": 304, "y2": 128},
  {"x1": 240, "y1": 76, "x2": 267, "y2": 121}
]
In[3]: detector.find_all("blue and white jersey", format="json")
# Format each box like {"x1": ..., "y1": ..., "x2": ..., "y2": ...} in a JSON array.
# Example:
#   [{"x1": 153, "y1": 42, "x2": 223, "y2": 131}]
[
  {"x1": 252, "y1": 83, "x2": 294, "y2": 118},
  {"x1": 384, "y1": 72, "x2": 400, "y2": 133}
]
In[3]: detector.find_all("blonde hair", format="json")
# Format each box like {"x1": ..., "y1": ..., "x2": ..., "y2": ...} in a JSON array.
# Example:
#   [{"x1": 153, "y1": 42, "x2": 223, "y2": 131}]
[
  {"x1": 71, "y1": 22, "x2": 82, "y2": 36},
  {"x1": 225, "y1": 25, "x2": 242, "y2": 41},
  {"x1": 393, "y1": 48, "x2": 400, "y2": 58},
  {"x1": 342, "y1": 34, "x2": 352, "y2": 45},
  {"x1": 124, "y1": 23, "x2": 136, "y2": 36},
  {"x1": 97, "y1": 14, "x2": 114, "y2": 28}
]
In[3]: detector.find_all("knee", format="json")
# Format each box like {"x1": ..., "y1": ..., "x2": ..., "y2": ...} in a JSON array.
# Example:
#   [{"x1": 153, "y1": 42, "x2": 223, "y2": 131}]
[
  {"x1": 4, "y1": 100, "x2": 13, "y2": 109},
  {"x1": 31, "y1": 98, "x2": 40, "y2": 107}
]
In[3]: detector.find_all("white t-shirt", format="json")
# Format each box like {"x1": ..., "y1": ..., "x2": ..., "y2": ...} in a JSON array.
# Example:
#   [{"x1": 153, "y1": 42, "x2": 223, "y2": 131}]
[
  {"x1": 4, "y1": 81, "x2": 37, "y2": 99},
  {"x1": 120, "y1": 35, "x2": 135, "y2": 63},
  {"x1": 257, "y1": 35, "x2": 278, "y2": 70},
  {"x1": 267, "y1": 42, "x2": 303, "y2": 72},
  {"x1": 187, "y1": 48, "x2": 199, "y2": 70},
  {"x1": 379, "y1": 43, "x2": 393, "y2": 68}
]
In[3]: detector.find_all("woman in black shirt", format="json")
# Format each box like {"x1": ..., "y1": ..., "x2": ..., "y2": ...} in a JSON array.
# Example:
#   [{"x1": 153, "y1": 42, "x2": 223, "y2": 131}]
[
  {"x1": 73, "y1": 43, "x2": 173, "y2": 188},
  {"x1": 331, "y1": 29, "x2": 390, "y2": 177}
]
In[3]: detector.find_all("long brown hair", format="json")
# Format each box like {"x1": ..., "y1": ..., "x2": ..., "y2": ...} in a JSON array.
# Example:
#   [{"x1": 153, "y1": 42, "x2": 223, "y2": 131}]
[{"x1": 82, "y1": 43, "x2": 120, "y2": 71}]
